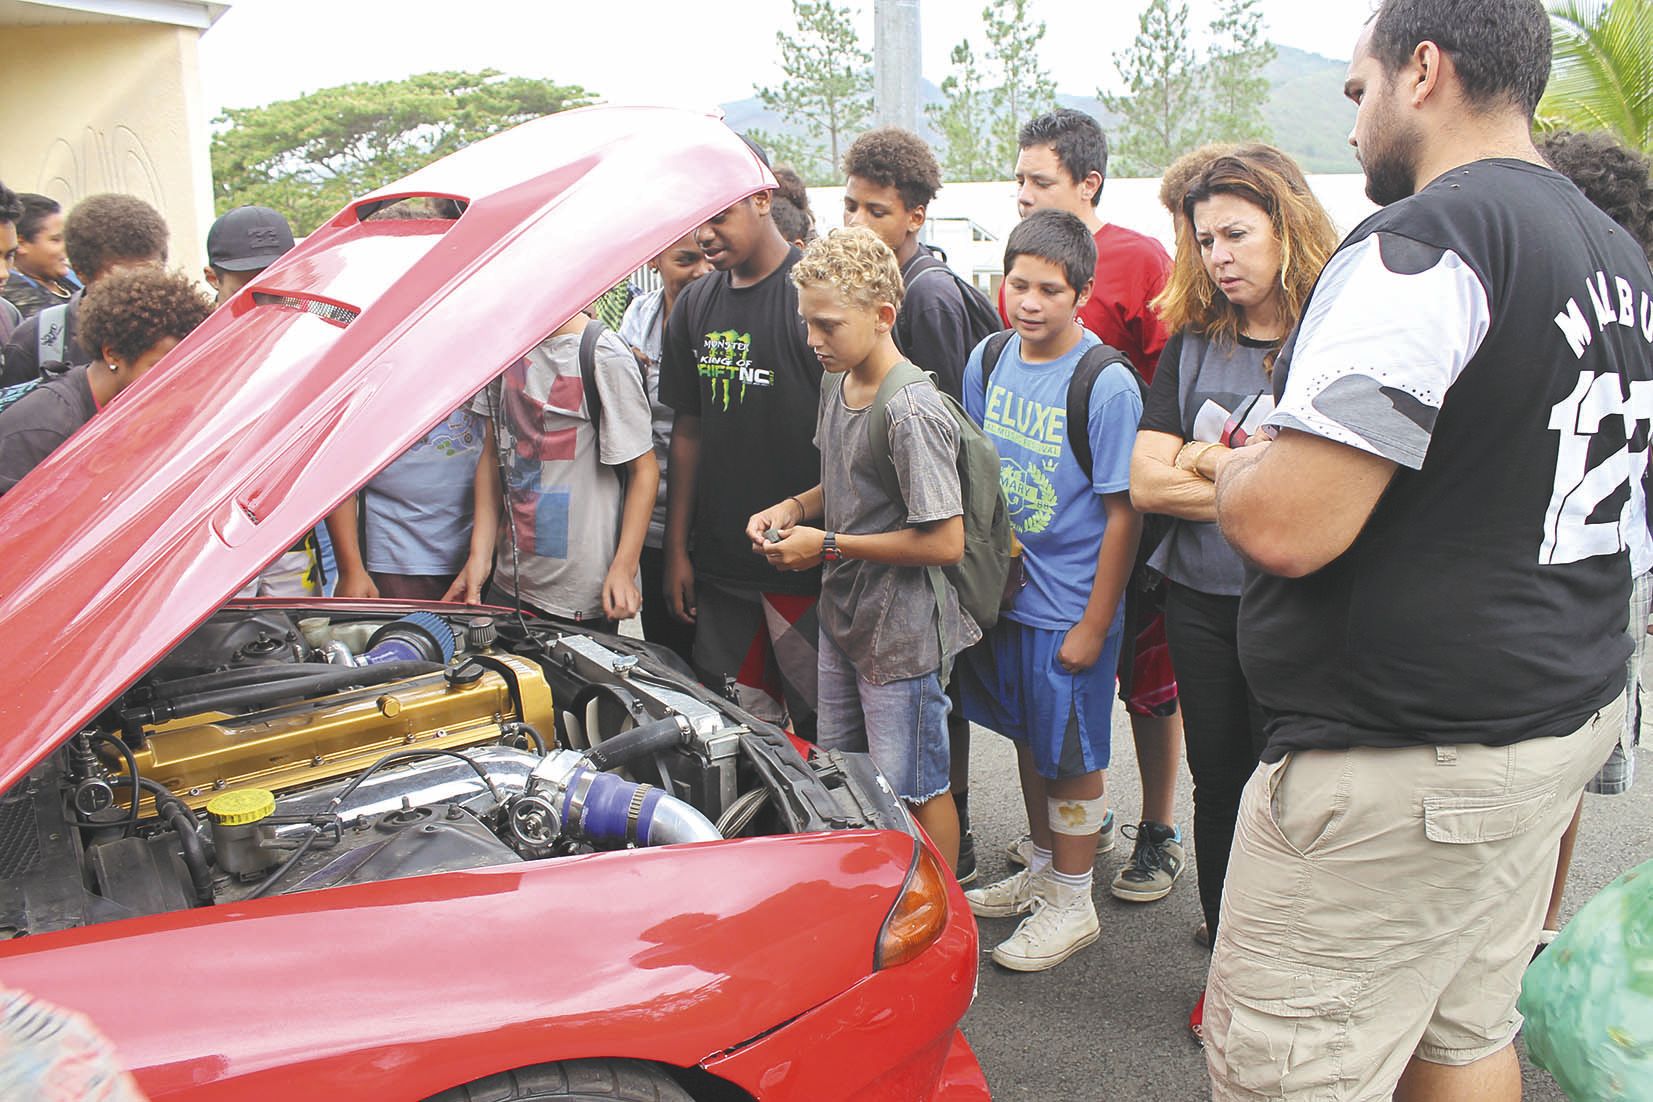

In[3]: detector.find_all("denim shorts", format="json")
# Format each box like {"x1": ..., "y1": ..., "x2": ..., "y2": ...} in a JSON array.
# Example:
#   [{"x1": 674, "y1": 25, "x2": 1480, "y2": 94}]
[
  {"x1": 1586, "y1": 567, "x2": 1650, "y2": 795},
  {"x1": 816, "y1": 631, "x2": 951, "y2": 804}
]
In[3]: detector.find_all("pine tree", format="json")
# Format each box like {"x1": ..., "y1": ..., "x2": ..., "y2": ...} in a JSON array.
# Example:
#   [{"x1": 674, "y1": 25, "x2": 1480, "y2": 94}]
[
  {"x1": 983, "y1": 0, "x2": 1059, "y2": 176},
  {"x1": 925, "y1": 40, "x2": 1000, "y2": 182},
  {"x1": 1101, "y1": 0, "x2": 1208, "y2": 177},
  {"x1": 754, "y1": 0, "x2": 873, "y2": 183},
  {"x1": 1205, "y1": 0, "x2": 1276, "y2": 145}
]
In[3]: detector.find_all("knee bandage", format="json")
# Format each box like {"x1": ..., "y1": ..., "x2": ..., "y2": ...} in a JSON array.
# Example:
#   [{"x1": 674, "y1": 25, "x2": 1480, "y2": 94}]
[{"x1": 1048, "y1": 795, "x2": 1109, "y2": 836}]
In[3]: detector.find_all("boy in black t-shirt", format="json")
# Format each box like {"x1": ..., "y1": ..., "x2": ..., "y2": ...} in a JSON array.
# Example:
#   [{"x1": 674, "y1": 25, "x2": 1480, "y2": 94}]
[{"x1": 658, "y1": 164, "x2": 823, "y2": 738}]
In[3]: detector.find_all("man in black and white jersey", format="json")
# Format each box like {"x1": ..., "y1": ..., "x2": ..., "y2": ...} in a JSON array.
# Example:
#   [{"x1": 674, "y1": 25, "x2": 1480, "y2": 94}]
[{"x1": 1201, "y1": 1, "x2": 1653, "y2": 1099}]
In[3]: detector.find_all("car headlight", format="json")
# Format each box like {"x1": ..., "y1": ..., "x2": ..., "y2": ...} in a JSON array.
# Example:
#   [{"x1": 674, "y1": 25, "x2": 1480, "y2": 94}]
[{"x1": 875, "y1": 839, "x2": 949, "y2": 970}]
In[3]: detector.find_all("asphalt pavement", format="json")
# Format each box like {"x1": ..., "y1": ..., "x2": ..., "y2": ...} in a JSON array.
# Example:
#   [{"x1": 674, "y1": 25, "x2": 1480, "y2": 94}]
[{"x1": 957, "y1": 692, "x2": 1653, "y2": 1101}]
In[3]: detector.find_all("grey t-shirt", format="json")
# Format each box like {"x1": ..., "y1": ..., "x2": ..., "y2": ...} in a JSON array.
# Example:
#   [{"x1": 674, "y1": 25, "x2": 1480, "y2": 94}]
[
  {"x1": 616, "y1": 289, "x2": 673, "y2": 549},
  {"x1": 0, "y1": 365, "x2": 97, "y2": 495},
  {"x1": 816, "y1": 375, "x2": 980, "y2": 683},
  {"x1": 1139, "y1": 329, "x2": 1276, "y2": 596},
  {"x1": 472, "y1": 327, "x2": 653, "y2": 620}
]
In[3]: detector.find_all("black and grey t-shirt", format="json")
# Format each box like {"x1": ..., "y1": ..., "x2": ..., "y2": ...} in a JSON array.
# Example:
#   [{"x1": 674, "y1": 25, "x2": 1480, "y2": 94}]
[
  {"x1": 815, "y1": 376, "x2": 979, "y2": 683},
  {"x1": 1242, "y1": 158, "x2": 1653, "y2": 760},
  {"x1": 0, "y1": 365, "x2": 97, "y2": 494},
  {"x1": 658, "y1": 249, "x2": 822, "y2": 595},
  {"x1": 1139, "y1": 328, "x2": 1275, "y2": 596},
  {"x1": 894, "y1": 250, "x2": 975, "y2": 400}
]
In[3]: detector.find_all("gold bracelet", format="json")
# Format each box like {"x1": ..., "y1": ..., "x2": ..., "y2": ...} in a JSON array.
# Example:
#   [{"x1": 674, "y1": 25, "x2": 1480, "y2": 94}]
[{"x1": 1176, "y1": 441, "x2": 1214, "y2": 472}]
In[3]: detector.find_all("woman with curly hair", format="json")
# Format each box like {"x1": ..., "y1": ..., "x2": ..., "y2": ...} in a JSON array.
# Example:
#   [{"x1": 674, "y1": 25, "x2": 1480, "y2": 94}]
[
  {"x1": 1127, "y1": 147, "x2": 1340, "y2": 1040},
  {"x1": 0, "y1": 267, "x2": 210, "y2": 494},
  {"x1": 1538, "y1": 130, "x2": 1653, "y2": 264}
]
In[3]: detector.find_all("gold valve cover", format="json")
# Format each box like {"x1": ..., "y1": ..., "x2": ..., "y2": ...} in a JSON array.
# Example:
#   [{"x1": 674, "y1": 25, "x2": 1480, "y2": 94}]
[{"x1": 121, "y1": 657, "x2": 555, "y2": 813}]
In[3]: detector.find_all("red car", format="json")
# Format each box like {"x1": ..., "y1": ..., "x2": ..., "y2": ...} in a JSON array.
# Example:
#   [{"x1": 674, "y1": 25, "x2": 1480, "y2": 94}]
[{"x1": 0, "y1": 107, "x2": 987, "y2": 1101}]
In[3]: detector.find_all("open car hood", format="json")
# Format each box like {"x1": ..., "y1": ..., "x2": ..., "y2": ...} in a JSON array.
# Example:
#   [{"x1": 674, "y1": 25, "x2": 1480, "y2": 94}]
[{"x1": 0, "y1": 106, "x2": 772, "y2": 791}]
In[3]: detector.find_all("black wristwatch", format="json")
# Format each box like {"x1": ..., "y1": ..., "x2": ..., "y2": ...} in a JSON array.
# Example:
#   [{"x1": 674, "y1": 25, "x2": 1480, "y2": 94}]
[{"x1": 822, "y1": 532, "x2": 842, "y2": 562}]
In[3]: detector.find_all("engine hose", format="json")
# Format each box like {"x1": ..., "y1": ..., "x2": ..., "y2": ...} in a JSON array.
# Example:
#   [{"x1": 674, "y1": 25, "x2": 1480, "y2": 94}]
[
  {"x1": 135, "y1": 777, "x2": 214, "y2": 905},
  {"x1": 123, "y1": 660, "x2": 440, "y2": 726},
  {"x1": 88, "y1": 731, "x2": 140, "y2": 837},
  {"x1": 500, "y1": 722, "x2": 548, "y2": 755},
  {"x1": 141, "y1": 663, "x2": 337, "y2": 702},
  {"x1": 583, "y1": 715, "x2": 692, "y2": 773}
]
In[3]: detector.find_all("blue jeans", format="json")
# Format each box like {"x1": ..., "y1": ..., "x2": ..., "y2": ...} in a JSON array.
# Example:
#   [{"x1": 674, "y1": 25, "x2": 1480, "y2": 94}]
[{"x1": 816, "y1": 631, "x2": 951, "y2": 804}]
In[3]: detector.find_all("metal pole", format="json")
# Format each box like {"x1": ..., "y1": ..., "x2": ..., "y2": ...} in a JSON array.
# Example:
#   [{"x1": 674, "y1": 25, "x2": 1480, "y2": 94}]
[{"x1": 873, "y1": 0, "x2": 921, "y2": 131}]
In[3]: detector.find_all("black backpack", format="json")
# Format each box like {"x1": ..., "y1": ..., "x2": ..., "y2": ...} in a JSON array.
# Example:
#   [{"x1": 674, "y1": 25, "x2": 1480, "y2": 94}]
[
  {"x1": 980, "y1": 331, "x2": 1170, "y2": 571},
  {"x1": 898, "y1": 251, "x2": 1001, "y2": 357},
  {"x1": 0, "y1": 377, "x2": 43, "y2": 416},
  {"x1": 573, "y1": 316, "x2": 650, "y2": 466}
]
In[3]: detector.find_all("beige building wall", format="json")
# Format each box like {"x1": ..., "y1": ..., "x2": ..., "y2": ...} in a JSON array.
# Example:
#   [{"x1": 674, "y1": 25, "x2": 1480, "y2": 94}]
[{"x1": 0, "y1": 20, "x2": 216, "y2": 279}]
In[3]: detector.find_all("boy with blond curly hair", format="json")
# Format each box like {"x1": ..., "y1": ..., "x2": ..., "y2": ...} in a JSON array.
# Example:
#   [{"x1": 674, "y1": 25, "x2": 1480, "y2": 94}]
[{"x1": 747, "y1": 227, "x2": 973, "y2": 868}]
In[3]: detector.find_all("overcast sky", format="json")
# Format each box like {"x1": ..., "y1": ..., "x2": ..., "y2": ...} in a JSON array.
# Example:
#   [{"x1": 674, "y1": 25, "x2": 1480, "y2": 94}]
[{"x1": 198, "y1": 0, "x2": 1373, "y2": 117}]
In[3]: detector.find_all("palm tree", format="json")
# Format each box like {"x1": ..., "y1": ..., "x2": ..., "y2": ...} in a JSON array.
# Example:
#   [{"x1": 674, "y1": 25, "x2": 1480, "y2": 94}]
[{"x1": 1536, "y1": 0, "x2": 1653, "y2": 153}]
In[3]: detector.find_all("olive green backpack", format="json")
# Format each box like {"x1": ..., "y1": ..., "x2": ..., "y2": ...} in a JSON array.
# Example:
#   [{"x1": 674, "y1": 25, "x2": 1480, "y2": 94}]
[{"x1": 826, "y1": 362, "x2": 1018, "y2": 679}]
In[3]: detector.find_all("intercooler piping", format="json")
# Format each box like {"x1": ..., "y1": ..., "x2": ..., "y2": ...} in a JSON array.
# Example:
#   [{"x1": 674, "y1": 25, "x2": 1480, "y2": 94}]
[{"x1": 530, "y1": 748, "x2": 721, "y2": 847}]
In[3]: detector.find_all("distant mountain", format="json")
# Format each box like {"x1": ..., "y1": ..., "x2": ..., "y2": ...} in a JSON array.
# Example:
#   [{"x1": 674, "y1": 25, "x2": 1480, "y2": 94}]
[
  {"x1": 720, "y1": 43, "x2": 1357, "y2": 178},
  {"x1": 1263, "y1": 45, "x2": 1359, "y2": 174}
]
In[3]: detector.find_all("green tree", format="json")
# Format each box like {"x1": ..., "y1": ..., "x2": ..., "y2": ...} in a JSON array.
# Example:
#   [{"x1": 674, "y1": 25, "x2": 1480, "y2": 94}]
[
  {"x1": 1204, "y1": 0, "x2": 1276, "y2": 145},
  {"x1": 984, "y1": 0, "x2": 1059, "y2": 175},
  {"x1": 1537, "y1": 0, "x2": 1653, "y2": 153},
  {"x1": 211, "y1": 70, "x2": 593, "y2": 233},
  {"x1": 926, "y1": 40, "x2": 1000, "y2": 181},
  {"x1": 1102, "y1": 0, "x2": 1208, "y2": 176},
  {"x1": 754, "y1": 0, "x2": 873, "y2": 183}
]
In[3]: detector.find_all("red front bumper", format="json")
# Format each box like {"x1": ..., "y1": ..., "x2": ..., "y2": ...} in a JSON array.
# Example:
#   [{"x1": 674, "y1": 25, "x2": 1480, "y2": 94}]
[{"x1": 701, "y1": 868, "x2": 986, "y2": 1100}]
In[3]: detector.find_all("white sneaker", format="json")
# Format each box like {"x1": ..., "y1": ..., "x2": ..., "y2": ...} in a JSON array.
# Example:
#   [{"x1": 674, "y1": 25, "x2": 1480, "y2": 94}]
[
  {"x1": 990, "y1": 877, "x2": 1100, "y2": 972},
  {"x1": 964, "y1": 868, "x2": 1039, "y2": 919},
  {"x1": 1004, "y1": 810, "x2": 1117, "y2": 868}
]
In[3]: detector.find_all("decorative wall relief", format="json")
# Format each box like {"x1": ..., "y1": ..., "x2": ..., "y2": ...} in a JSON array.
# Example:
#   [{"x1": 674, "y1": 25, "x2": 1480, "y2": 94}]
[{"x1": 36, "y1": 125, "x2": 164, "y2": 209}]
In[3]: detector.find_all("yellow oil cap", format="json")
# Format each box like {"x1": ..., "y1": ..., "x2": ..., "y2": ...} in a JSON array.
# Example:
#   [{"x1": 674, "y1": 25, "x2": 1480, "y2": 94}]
[{"x1": 206, "y1": 788, "x2": 276, "y2": 826}]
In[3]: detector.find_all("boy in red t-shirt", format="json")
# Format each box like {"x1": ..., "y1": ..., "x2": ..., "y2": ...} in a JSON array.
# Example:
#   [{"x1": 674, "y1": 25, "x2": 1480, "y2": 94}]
[{"x1": 997, "y1": 108, "x2": 1186, "y2": 905}]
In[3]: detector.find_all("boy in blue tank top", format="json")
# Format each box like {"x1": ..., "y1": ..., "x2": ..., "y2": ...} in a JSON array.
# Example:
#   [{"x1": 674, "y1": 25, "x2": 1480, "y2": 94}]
[{"x1": 959, "y1": 210, "x2": 1143, "y2": 971}]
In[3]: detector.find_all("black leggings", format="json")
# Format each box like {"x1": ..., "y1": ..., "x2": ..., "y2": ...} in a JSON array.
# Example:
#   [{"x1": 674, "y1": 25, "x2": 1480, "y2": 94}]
[{"x1": 1163, "y1": 582, "x2": 1268, "y2": 944}]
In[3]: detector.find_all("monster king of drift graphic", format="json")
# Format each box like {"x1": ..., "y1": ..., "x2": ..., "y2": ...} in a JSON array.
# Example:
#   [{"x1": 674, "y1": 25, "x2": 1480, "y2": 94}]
[{"x1": 698, "y1": 329, "x2": 774, "y2": 410}]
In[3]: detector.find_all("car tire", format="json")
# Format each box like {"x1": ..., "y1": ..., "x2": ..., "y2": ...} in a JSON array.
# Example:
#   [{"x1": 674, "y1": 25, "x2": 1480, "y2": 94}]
[{"x1": 424, "y1": 1058, "x2": 697, "y2": 1102}]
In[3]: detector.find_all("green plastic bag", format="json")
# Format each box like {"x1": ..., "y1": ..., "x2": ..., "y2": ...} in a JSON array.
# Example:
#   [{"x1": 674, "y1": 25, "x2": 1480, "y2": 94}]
[{"x1": 1520, "y1": 858, "x2": 1653, "y2": 1099}]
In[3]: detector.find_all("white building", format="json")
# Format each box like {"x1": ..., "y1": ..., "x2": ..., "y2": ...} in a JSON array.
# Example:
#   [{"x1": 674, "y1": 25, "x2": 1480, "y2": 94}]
[
  {"x1": 808, "y1": 176, "x2": 1378, "y2": 293},
  {"x1": 0, "y1": 0, "x2": 228, "y2": 276}
]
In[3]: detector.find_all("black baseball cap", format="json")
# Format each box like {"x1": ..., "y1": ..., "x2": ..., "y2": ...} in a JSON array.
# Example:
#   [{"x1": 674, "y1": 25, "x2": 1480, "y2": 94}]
[{"x1": 206, "y1": 205, "x2": 295, "y2": 272}]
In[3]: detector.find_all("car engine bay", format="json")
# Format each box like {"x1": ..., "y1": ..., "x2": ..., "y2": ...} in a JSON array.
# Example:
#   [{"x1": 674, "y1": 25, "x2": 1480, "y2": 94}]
[{"x1": 0, "y1": 606, "x2": 906, "y2": 937}]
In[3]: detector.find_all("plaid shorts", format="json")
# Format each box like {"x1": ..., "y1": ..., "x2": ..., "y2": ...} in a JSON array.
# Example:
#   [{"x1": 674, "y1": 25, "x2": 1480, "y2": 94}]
[
  {"x1": 1116, "y1": 578, "x2": 1178, "y2": 717},
  {"x1": 1586, "y1": 568, "x2": 1651, "y2": 795},
  {"x1": 692, "y1": 580, "x2": 819, "y2": 741}
]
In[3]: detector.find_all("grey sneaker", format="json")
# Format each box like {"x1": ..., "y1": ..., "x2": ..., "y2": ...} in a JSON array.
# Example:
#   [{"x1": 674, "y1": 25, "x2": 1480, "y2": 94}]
[
  {"x1": 955, "y1": 829, "x2": 978, "y2": 886},
  {"x1": 964, "y1": 868, "x2": 1040, "y2": 919},
  {"x1": 1004, "y1": 809, "x2": 1116, "y2": 868},
  {"x1": 1110, "y1": 820, "x2": 1185, "y2": 903},
  {"x1": 990, "y1": 876, "x2": 1100, "y2": 972}
]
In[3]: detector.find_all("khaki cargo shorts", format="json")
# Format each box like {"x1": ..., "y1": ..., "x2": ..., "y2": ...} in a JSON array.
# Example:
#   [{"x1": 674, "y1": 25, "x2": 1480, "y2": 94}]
[{"x1": 1204, "y1": 693, "x2": 1624, "y2": 1101}]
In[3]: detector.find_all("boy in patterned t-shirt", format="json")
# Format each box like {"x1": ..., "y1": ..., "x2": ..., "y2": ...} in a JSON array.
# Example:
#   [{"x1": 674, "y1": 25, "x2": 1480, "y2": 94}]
[
  {"x1": 447, "y1": 307, "x2": 657, "y2": 631},
  {"x1": 960, "y1": 211, "x2": 1143, "y2": 971}
]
